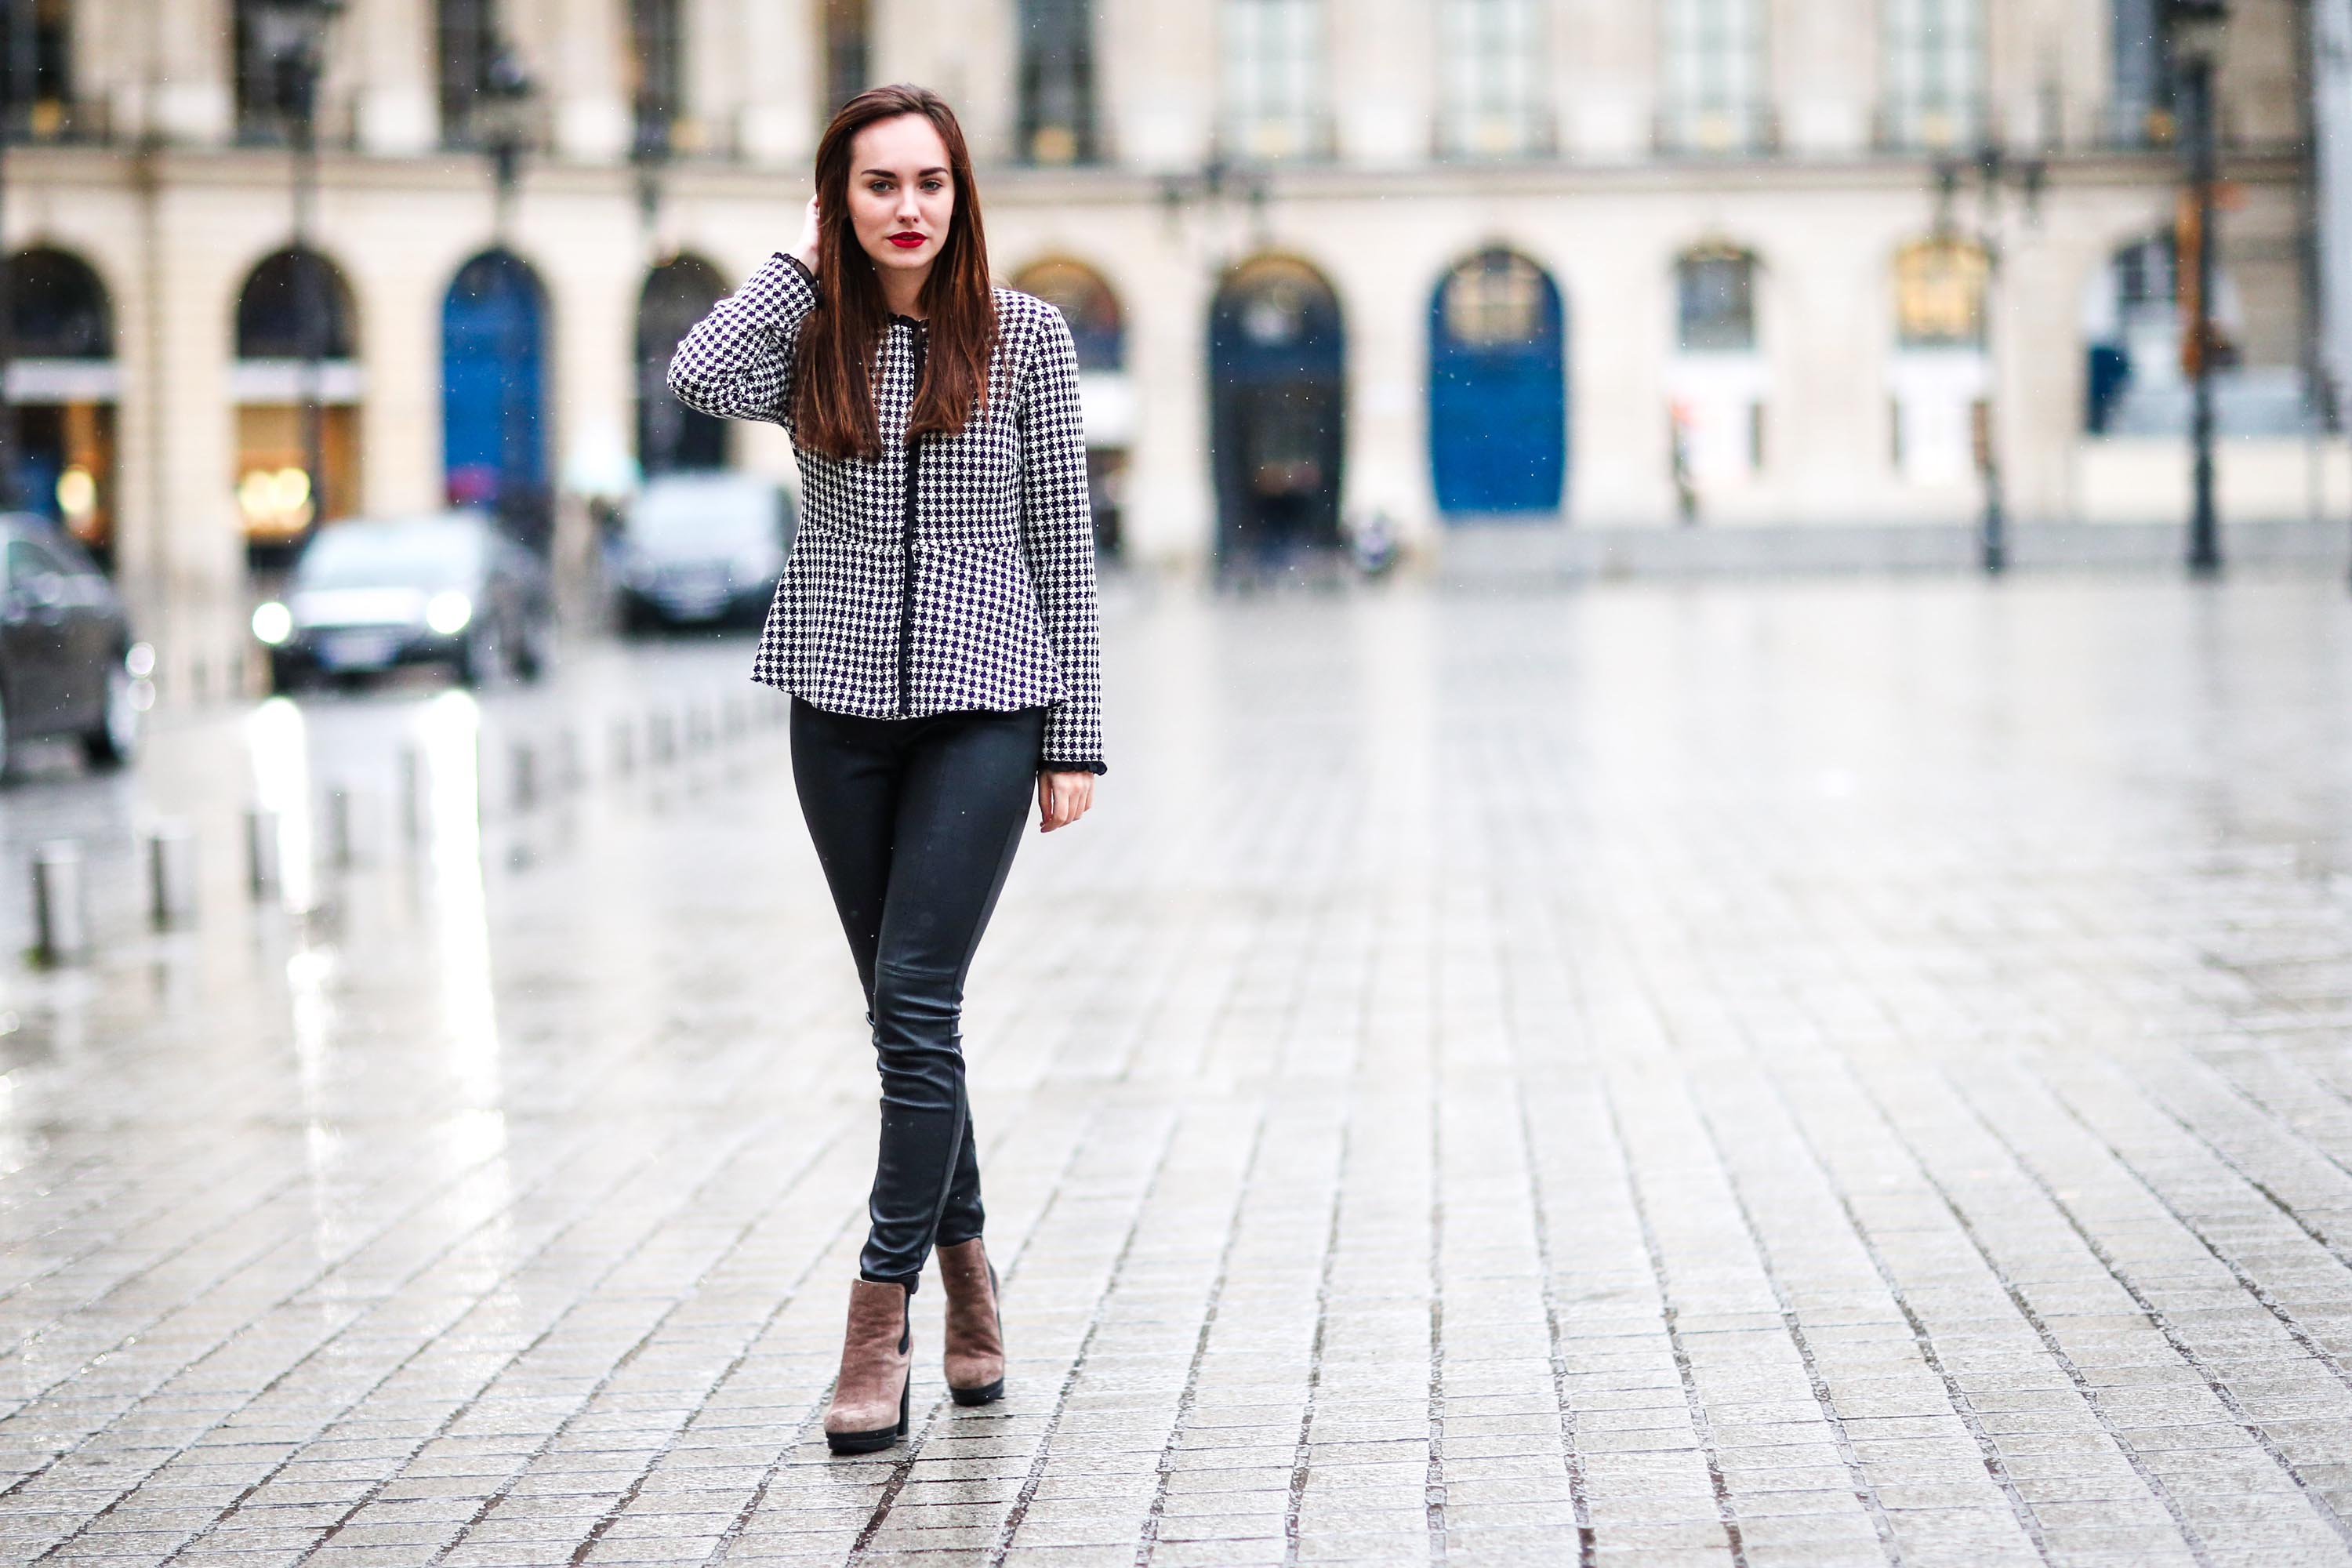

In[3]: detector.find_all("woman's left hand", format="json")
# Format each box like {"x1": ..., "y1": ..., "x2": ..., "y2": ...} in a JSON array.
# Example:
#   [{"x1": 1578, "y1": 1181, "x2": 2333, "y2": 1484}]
[{"x1": 1037, "y1": 770, "x2": 1094, "y2": 832}]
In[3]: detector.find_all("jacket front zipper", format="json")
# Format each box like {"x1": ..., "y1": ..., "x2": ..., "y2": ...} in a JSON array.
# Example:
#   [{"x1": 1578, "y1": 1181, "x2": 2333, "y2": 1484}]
[{"x1": 896, "y1": 326, "x2": 927, "y2": 717}]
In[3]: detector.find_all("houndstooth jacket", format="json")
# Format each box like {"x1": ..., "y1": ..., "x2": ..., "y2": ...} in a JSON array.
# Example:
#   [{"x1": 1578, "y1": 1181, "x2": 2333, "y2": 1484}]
[{"x1": 666, "y1": 251, "x2": 1105, "y2": 775}]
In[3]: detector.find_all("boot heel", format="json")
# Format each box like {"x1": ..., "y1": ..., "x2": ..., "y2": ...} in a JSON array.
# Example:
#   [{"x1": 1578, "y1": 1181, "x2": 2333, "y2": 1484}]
[{"x1": 896, "y1": 1374, "x2": 911, "y2": 1436}]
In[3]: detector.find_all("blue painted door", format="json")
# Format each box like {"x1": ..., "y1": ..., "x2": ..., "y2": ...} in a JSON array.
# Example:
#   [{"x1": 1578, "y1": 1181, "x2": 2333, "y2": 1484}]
[
  {"x1": 1428, "y1": 251, "x2": 1566, "y2": 516},
  {"x1": 442, "y1": 252, "x2": 548, "y2": 536}
]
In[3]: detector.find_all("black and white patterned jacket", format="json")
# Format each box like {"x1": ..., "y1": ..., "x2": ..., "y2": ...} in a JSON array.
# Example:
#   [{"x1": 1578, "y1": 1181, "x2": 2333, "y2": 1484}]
[{"x1": 666, "y1": 252, "x2": 1105, "y2": 775}]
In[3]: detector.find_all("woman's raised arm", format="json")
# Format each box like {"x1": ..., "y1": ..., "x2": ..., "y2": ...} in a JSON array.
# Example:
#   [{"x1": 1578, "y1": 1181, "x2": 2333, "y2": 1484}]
[{"x1": 667, "y1": 198, "x2": 824, "y2": 427}]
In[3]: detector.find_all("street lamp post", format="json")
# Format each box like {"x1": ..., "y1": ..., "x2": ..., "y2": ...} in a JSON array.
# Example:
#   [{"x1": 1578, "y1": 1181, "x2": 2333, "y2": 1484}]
[
  {"x1": 2169, "y1": 0, "x2": 2230, "y2": 575},
  {"x1": 477, "y1": 42, "x2": 535, "y2": 239},
  {"x1": 1932, "y1": 143, "x2": 2045, "y2": 577},
  {"x1": 1158, "y1": 156, "x2": 1272, "y2": 579},
  {"x1": 249, "y1": 0, "x2": 342, "y2": 537}
]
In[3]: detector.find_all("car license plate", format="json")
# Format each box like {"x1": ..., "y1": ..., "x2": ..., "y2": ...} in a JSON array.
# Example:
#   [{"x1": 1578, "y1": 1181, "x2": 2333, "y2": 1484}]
[{"x1": 316, "y1": 631, "x2": 401, "y2": 669}]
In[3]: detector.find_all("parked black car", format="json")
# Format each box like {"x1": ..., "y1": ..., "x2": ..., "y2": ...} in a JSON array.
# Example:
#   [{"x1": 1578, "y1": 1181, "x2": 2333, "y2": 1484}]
[
  {"x1": 0, "y1": 514, "x2": 141, "y2": 772},
  {"x1": 254, "y1": 510, "x2": 554, "y2": 691},
  {"x1": 608, "y1": 473, "x2": 795, "y2": 631}
]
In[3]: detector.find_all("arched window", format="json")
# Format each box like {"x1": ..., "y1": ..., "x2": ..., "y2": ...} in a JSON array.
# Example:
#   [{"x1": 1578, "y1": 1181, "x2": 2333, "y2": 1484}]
[
  {"x1": 1675, "y1": 245, "x2": 1757, "y2": 353},
  {"x1": 1209, "y1": 256, "x2": 1345, "y2": 568},
  {"x1": 234, "y1": 249, "x2": 363, "y2": 546},
  {"x1": 1221, "y1": 0, "x2": 1327, "y2": 160},
  {"x1": 637, "y1": 256, "x2": 728, "y2": 476},
  {"x1": 1661, "y1": 0, "x2": 1768, "y2": 153},
  {"x1": 1438, "y1": 0, "x2": 1548, "y2": 158},
  {"x1": 236, "y1": 249, "x2": 358, "y2": 361},
  {"x1": 1014, "y1": 260, "x2": 1127, "y2": 554},
  {"x1": 9, "y1": 249, "x2": 111, "y2": 359},
  {"x1": 1013, "y1": 259, "x2": 1123, "y2": 371},
  {"x1": 1893, "y1": 237, "x2": 1989, "y2": 350},
  {"x1": 1882, "y1": 0, "x2": 1984, "y2": 150},
  {"x1": 3, "y1": 249, "x2": 115, "y2": 554},
  {"x1": 1018, "y1": 0, "x2": 1097, "y2": 163},
  {"x1": 1889, "y1": 238, "x2": 1990, "y2": 485}
]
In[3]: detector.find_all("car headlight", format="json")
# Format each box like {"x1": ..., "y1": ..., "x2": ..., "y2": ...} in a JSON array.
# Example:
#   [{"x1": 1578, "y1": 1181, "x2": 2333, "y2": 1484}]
[
  {"x1": 426, "y1": 592, "x2": 474, "y2": 635},
  {"x1": 251, "y1": 601, "x2": 292, "y2": 645}
]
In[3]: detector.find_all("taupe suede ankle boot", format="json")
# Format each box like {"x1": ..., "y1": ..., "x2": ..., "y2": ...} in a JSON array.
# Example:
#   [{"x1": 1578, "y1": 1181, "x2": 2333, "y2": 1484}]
[
  {"x1": 937, "y1": 1238, "x2": 1005, "y2": 1406},
  {"x1": 823, "y1": 1279, "x2": 912, "y2": 1454}
]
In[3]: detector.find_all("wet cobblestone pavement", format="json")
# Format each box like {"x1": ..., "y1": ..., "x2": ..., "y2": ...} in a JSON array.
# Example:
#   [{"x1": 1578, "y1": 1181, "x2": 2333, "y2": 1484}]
[{"x1": 3, "y1": 572, "x2": 2352, "y2": 1566}]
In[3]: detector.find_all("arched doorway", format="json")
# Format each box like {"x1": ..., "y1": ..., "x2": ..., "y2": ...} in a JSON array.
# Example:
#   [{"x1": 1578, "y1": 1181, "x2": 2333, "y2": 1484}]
[
  {"x1": 1889, "y1": 235, "x2": 1990, "y2": 485},
  {"x1": 1012, "y1": 257, "x2": 1127, "y2": 557},
  {"x1": 442, "y1": 249, "x2": 550, "y2": 550},
  {"x1": 636, "y1": 255, "x2": 728, "y2": 477},
  {"x1": 3, "y1": 249, "x2": 118, "y2": 564},
  {"x1": 234, "y1": 247, "x2": 362, "y2": 561},
  {"x1": 1207, "y1": 255, "x2": 1345, "y2": 571},
  {"x1": 1428, "y1": 247, "x2": 1565, "y2": 517}
]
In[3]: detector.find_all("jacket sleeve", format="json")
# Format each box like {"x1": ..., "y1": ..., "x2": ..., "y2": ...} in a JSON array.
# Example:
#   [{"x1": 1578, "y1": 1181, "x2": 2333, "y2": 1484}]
[
  {"x1": 1017, "y1": 307, "x2": 1107, "y2": 775},
  {"x1": 666, "y1": 252, "x2": 818, "y2": 428}
]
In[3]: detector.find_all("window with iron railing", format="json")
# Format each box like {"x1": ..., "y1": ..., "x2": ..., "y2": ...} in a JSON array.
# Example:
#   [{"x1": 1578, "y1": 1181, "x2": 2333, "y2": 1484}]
[
  {"x1": 1018, "y1": 0, "x2": 1098, "y2": 163},
  {"x1": 630, "y1": 0, "x2": 695, "y2": 154},
  {"x1": 0, "y1": 0, "x2": 76, "y2": 141},
  {"x1": 1880, "y1": 0, "x2": 1985, "y2": 151},
  {"x1": 437, "y1": 0, "x2": 498, "y2": 146},
  {"x1": 1660, "y1": 0, "x2": 1769, "y2": 154},
  {"x1": 2109, "y1": 0, "x2": 2175, "y2": 147},
  {"x1": 1221, "y1": 0, "x2": 1327, "y2": 161},
  {"x1": 1436, "y1": 0, "x2": 1548, "y2": 158},
  {"x1": 825, "y1": 0, "x2": 869, "y2": 116}
]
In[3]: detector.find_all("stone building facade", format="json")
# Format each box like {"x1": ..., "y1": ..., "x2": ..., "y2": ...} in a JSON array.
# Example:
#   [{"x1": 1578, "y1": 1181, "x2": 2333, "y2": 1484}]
[{"x1": 0, "y1": 0, "x2": 2331, "y2": 696}]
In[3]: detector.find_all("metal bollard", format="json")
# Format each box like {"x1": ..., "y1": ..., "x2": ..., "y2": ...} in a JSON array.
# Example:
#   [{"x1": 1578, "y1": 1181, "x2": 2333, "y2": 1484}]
[
  {"x1": 609, "y1": 715, "x2": 636, "y2": 778},
  {"x1": 31, "y1": 841, "x2": 87, "y2": 964},
  {"x1": 509, "y1": 740, "x2": 537, "y2": 813},
  {"x1": 245, "y1": 807, "x2": 281, "y2": 898},
  {"x1": 324, "y1": 789, "x2": 356, "y2": 869},
  {"x1": 398, "y1": 745, "x2": 426, "y2": 842},
  {"x1": 147, "y1": 821, "x2": 198, "y2": 928},
  {"x1": 649, "y1": 710, "x2": 677, "y2": 765}
]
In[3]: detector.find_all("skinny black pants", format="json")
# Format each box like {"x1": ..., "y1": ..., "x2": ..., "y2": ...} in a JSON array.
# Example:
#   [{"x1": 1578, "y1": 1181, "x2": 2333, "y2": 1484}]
[{"x1": 788, "y1": 694, "x2": 1046, "y2": 1294}]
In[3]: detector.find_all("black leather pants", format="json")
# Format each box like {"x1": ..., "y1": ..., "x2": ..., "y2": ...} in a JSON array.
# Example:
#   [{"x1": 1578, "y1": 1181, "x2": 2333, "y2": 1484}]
[{"x1": 787, "y1": 695, "x2": 1046, "y2": 1294}]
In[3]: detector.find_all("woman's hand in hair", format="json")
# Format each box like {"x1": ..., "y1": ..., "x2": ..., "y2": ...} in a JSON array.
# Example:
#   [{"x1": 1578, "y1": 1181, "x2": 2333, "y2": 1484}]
[
  {"x1": 1037, "y1": 769, "x2": 1093, "y2": 833},
  {"x1": 791, "y1": 194, "x2": 822, "y2": 275}
]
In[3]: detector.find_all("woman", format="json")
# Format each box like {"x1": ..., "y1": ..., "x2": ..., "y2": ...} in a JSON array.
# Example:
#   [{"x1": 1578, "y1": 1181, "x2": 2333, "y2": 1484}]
[{"x1": 668, "y1": 83, "x2": 1105, "y2": 1454}]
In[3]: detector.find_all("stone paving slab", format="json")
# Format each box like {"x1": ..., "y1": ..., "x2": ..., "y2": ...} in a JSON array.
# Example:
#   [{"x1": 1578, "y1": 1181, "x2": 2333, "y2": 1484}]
[{"x1": 2, "y1": 574, "x2": 2352, "y2": 1566}]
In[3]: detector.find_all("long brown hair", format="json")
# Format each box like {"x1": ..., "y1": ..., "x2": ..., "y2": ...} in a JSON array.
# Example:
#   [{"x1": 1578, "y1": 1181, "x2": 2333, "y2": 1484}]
[{"x1": 792, "y1": 84, "x2": 996, "y2": 459}]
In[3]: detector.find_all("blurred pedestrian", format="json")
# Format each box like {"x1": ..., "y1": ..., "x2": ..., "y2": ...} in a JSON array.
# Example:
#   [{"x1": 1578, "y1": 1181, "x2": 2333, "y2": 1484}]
[{"x1": 669, "y1": 83, "x2": 1106, "y2": 1455}]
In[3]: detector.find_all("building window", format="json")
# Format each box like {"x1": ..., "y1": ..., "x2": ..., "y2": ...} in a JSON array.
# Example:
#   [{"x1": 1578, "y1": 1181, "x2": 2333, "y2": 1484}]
[
  {"x1": 2111, "y1": 0, "x2": 2174, "y2": 146},
  {"x1": 1018, "y1": 0, "x2": 1097, "y2": 163},
  {"x1": 1661, "y1": 0, "x2": 1768, "y2": 154},
  {"x1": 1882, "y1": 0, "x2": 1984, "y2": 150},
  {"x1": 1676, "y1": 246, "x2": 1758, "y2": 353},
  {"x1": 1437, "y1": 0, "x2": 1546, "y2": 158},
  {"x1": 630, "y1": 0, "x2": 688, "y2": 151},
  {"x1": 1893, "y1": 238, "x2": 1989, "y2": 349},
  {"x1": 825, "y1": 0, "x2": 869, "y2": 115},
  {"x1": 0, "y1": 0, "x2": 73, "y2": 140},
  {"x1": 437, "y1": 0, "x2": 498, "y2": 144},
  {"x1": 1221, "y1": 0, "x2": 1326, "y2": 161}
]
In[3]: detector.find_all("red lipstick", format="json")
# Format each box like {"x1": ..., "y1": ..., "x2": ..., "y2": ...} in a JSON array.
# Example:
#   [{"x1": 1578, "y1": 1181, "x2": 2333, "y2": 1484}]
[{"x1": 887, "y1": 232, "x2": 926, "y2": 249}]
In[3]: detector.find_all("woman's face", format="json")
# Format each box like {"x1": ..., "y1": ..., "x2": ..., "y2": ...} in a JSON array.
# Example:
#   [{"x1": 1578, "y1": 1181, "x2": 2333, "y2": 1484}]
[{"x1": 844, "y1": 113, "x2": 955, "y2": 287}]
